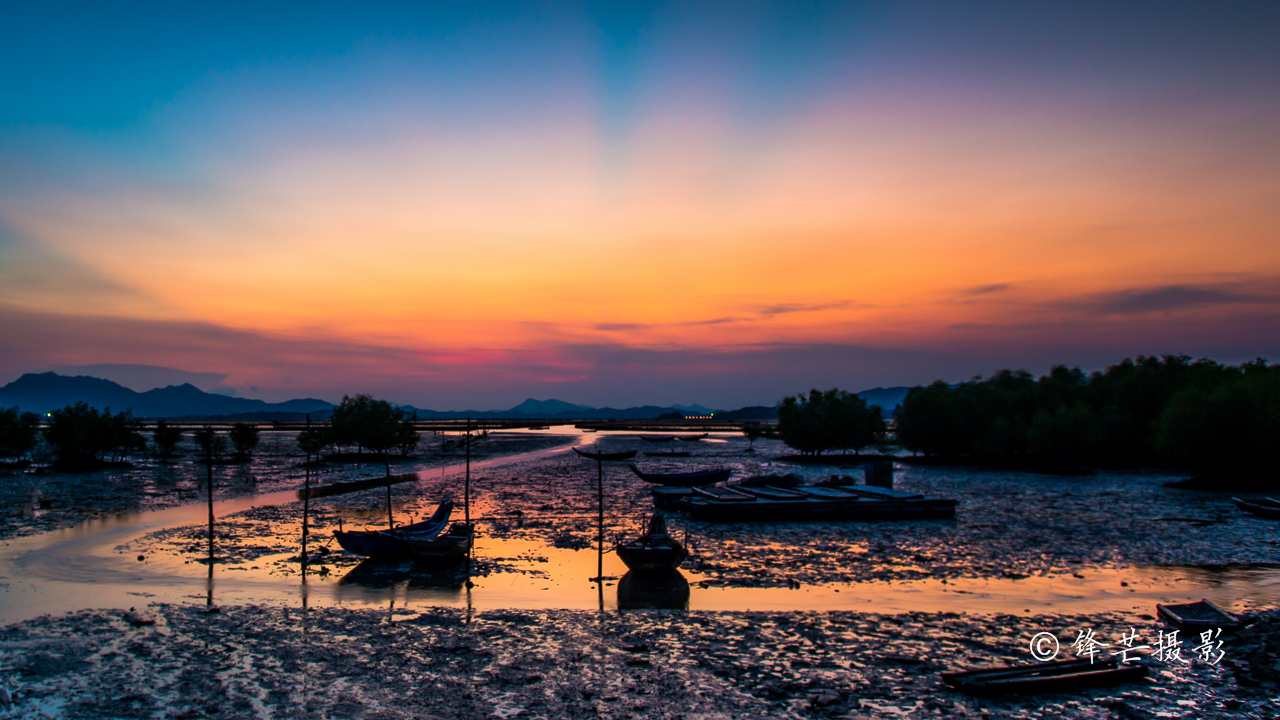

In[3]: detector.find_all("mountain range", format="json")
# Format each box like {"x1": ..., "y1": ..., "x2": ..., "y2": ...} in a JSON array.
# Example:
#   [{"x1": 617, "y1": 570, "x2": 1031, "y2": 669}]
[{"x1": 0, "y1": 372, "x2": 909, "y2": 420}]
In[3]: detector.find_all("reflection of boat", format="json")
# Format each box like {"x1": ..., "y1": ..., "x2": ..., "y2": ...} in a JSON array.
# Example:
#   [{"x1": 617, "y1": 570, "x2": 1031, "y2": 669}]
[
  {"x1": 334, "y1": 500, "x2": 453, "y2": 558},
  {"x1": 628, "y1": 464, "x2": 732, "y2": 487},
  {"x1": 640, "y1": 436, "x2": 675, "y2": 442},
  {"x1": 572, "y1": 448, "x2": 638, "y2": 461},
  {"x1": 644, "y1": 451, "x2": 691, "y2": 458},
  {"x1": 1232, "y1": 497, "x2": 1280, "y2": 519},
  {"x1": 408, "y1": 523, "x2": 474, "y2": 563},
  {"x1": 617, "y1": 570, "x2": 690, "y2": 610},
  {"x1": 616, "y1": 514, "x2": 688, "y2": 573},
  {"x1": 338, "y1": 557, "x2": 467, "y2": 590},
  {"x1": 1156, "y1": 598, "x2": 1241, "y2": 633},
  {"x1": 942, "y1": 657, "x2": 1147, "y2": 697}
]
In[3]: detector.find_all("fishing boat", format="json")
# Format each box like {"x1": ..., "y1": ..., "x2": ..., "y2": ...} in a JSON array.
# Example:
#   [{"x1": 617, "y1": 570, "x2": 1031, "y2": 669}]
[
  {"x1": 628, "y1": 464, "x2": 733, "y2": 487},
  {"x1": 333, "y1": 500, "x2": 453, "y2": 558},
  {"x1": 1231, "y1": 497, "x2": 1280, "y2": 519},
  {"x1": 640, "y1": 435, "x2": 676, "y2": 442},
  {"x1": 1156, "y1": 599, "x2": 1241, "y2": 633},
  {"x1": 676, "y1": 433, "x2": 709, "y2": 441},
  {"x1": 644, "y1": 450, "x2": 691, "y2": 458},
  {"x1": 616, "y1": 513, "x2": 688, "y2": 573},
  {"x1": 942, "y1": 657, "x2": 1147, "y2": 697},
  {"x1": 680, "y1": 485, "x2": 957, "y2": 521},
  {"x1": 572, "y1": 448, "x2": 638, "y2": 461},
  {"x1": 407, "y1": 523, "x2": 474, "y2": 563}
]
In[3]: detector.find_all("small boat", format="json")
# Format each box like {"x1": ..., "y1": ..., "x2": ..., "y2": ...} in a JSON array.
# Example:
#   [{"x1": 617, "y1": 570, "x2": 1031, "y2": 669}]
[
  {"x1": 334, "y1": 500, "x2": 454, "y2": 558},
  {"x1": 942, "y1": 657, "x2": 1147, "y2": 697},
  {"x1": 616, "y1": 513, "x2": 688, "y2": 573},
  {"x1": 640, "y1": 435, "x2": 676, "y2": 443},
  {"x1": 628, "y1": 464, "x2": 732, "y2": 487},
  {"x1": 644, "y1": 451, "x2": 691, "y2": 458},
  {"x1": 734, "y1": 485, "x2": 808, "y2": 501},
  {"x1": 694, "y1": 486, "x2": 756, "y2": 502},
  {"x1": 573, "y1": 448, "x2": 638, "y2": 461},
  {"x1": 676, "y1": 433, "x2": 708, "y2": 442},
  {"x1": 1156, "y1": 598, "x2": 1241, "y2": 633},
  {"x1": 407, "y1": 523, "x2": 474, "y2": 562},
  {"x1": 1232, "y1": 497, "x2": 1280, "y2": 519}
]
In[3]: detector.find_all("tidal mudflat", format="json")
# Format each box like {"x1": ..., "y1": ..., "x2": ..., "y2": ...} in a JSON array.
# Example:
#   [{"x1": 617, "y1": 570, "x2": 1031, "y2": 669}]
[{"x1": 3, "y1": 429, "x2": 1280, "y2": 718}]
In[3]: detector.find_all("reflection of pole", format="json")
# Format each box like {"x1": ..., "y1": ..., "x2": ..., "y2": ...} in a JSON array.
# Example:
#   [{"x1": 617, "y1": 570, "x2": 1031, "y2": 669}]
[{"x1": 206, "y1": 442, "x2": 215, "y2": 577}]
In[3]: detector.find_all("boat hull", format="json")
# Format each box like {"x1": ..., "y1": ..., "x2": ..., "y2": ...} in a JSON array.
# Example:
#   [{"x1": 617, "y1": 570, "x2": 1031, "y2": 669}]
[
  {"x1": 616, "y1": 544, "x2": 688, "y2": 573},
  {"x1": 1232, "y1": 497, "x2": 1280, "y2": 519},
  {"x1": 685, "y1": 496, "x2": 958, "y2": 522},
  {"x1": 628, "y1": 464, "x2": 732, "y2": 487}
]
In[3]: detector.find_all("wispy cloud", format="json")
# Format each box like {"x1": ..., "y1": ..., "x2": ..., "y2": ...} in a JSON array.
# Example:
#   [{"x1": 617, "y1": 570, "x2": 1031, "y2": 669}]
[
  {"x1": 752, "y1": 301, "x2": 852, "y2": 317},
  {"x1": 961, "y1": 283, "x2": 1012, "y2": 297},
  {"x1": 1078, "y1": 283, "x2": 1280, "y2": 316}
]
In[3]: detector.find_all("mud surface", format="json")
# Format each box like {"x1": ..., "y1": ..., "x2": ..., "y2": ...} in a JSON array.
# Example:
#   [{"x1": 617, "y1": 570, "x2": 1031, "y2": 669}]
[{"x1": 2, "y1": 605, "x2": 1276, "y2": 719}]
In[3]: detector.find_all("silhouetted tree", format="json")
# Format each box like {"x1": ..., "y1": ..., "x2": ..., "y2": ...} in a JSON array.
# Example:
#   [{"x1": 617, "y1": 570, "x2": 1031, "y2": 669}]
[
  {"x1": 777, "y1": 389, "x2": 883, "y2": 456},
  {"x1": 152, "y1": 419, "x2": 183, "y2": 458},
  {"x1": 0, "y1": 406, "x2": 40, "y2": 461},
  {"x1": 327, "y1": 395, "x2": 419, "y2": 467},
  {"x1": 742, "y1": 422, "x2": 764, "y2": 452},
  {"x1": 192, "y1": 426, "x2": 228, "y2": 463},
  {"x1": 229, "y1": 422, "x2": 261, "y2": 459},
  {"x1": 296, "y1": 426, "x2": 332, "y2": 464},
  {"x1": 43, "y1": 403, "x2": 143, "y2": 467}
]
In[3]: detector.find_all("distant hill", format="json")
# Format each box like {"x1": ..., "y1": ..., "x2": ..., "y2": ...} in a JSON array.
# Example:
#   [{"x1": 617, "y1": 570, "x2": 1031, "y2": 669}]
[
  {"x1": 858, "y1": 386, "x2": 910, "y2": 412},
  {"x1": 0, "y1": 373, "x2": 332, "y2": 418}
]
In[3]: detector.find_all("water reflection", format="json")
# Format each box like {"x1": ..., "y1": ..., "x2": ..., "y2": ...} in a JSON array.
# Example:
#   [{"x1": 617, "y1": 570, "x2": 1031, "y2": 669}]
[
  {"x1": 337, "y1": 557, "x2": 470, "y2": 593},
  {"x1": 617, "y1": 570, "x2": 691, "y2": 610}
]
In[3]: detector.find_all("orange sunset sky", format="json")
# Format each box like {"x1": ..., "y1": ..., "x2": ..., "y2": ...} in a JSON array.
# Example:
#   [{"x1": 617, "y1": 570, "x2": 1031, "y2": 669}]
[{"x1": 1, "y1": 3, "x2": 1278, "y2": 408}]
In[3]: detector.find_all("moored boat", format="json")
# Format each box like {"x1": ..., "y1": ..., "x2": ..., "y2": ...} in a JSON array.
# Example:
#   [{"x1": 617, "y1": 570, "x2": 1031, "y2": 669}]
[
  {"x1": 333, "y1": 500, "x2": 454, "y2": 558},
  {"x1": 628, "y1": 464, "x2": 733, "y2": 487},
  {"x1": 942, "y1": 657, "x2": 1147, "y2": 697},
  {"x1": 681, "y1": 487, "x2": 957, "y2": 522},
  {"x1": 407, "y1": 523, "x2": 474, "y2": 563},
  {"x1": 573, "y1": 448, "x2": 638, "y2": 461},
  {"x1": 1232, "y1": 497, "x2": 1280, "y2": 519},
  {"x1": 1156, "y1": 598, "x2": 1241, "y2": 633},
  {"x1": 616, "y1": 513, "x2": 688, "y2": 574},
  {"x1": 644, "y1": 450, "x2": 692, "y2": 457}
]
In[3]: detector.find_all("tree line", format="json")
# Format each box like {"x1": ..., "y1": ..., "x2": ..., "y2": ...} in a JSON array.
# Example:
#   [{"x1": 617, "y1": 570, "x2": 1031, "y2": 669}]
[{"x1": 894, "y1": 355, "x2": 1280, "y2": 478}]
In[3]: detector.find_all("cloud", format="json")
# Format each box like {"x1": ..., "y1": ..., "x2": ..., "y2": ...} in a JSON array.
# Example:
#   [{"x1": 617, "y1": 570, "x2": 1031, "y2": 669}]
[
  {"x1": 752, "y1": 301, "x2": 852, "y2": 317},
  {"x1": 961, "y1": 283, "x2": 1012, "y2": 296},
  {"x1": 1079, "y1": 283, "x2": 1280, "y2": 316}
]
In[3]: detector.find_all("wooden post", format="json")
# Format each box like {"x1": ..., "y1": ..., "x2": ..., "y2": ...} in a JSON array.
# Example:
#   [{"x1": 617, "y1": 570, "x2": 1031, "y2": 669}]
[
  {"x1": 206, "y1": 443, "x2": 214, "y2": 565},
  {"x1": 596, "y1": 454, "x2": 604, "y2": 583},
  {"x1": 464, "y1": 418, "x2": 471, "y2": 530},
  {"x1": 302, "y1": 414, "x2": 311, "y2": 572}
]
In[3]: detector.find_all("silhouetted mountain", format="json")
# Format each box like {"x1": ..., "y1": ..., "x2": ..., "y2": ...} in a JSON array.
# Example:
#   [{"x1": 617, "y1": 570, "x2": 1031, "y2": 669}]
[
  {"x1": 507, "y1": 398, "x2": 593, "y2": 415},
  {"x1": 715, "y1": 406, "x2": 778, "y2": 421},
  {"x1": 0, "y1": 373, "x2": 332, "y2": 418},
  {"x1": 858, "y1": 386, "x2": 910, "y2": 411}
]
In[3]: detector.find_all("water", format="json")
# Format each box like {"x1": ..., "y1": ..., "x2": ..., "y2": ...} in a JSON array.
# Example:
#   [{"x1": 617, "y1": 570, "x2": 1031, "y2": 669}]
[{"x1": 2, "y1": 428, "x2": 1279, "y2": 624}]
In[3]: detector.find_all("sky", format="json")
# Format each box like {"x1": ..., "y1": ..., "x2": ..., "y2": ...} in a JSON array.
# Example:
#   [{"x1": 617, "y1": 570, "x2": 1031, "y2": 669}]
[{"x1": 1, "y1": 2, "x2": 1279, "y2": 409}]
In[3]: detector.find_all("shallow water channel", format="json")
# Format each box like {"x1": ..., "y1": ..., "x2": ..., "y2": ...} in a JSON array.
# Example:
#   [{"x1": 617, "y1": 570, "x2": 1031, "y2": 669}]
[{"x1": 2, "y1": 427, "x2": 1279, "y2": 625}]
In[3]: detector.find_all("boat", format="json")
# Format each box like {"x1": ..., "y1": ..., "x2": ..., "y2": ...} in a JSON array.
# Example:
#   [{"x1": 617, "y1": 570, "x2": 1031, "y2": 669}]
[
  {"x1": 1156, "y1": 599, "x2": 1241, "y2": 633},
  {"x1": 640, "y1": 435, "x2": 676, "y2": 442},
  {"x1": 1231, "y1": 497, "x2": 1280, "y2": 519},
  {"x1": 628, "y1": 464, "x2": 733, "y2": 487},
  {"x1": 680, "y1": 486, "x2": 957, "y2": 522},
  {"x1": 572, "y1": 448, "x2": 638, "y2": 461},
  {"x1": 407, "y1": 523, "x2": 474, "y2": 563},
  {"x1": 644, "y1": 450, "x2": 691, "y2": 458},
  {"x1": 942, "y1": 657, "x2": 1147, "y2": 697},
  {"x1": 334, "y1": 500, "x2": 453, "y2": 558},
  {"x1": 615, "y1": 513, "x2": 688, "y2": 573},
  {"x1": 676, "y1": 433, "x2": 708, "y2": 442}
]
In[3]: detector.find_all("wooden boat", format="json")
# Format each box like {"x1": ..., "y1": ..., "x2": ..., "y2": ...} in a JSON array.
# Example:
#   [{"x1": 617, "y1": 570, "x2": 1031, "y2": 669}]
[
  {"x1": 1156, "y1": 598, "x2": 1241, "y2": 633},
  {"x1": 942, "y1": 657, "x2": 1147, "y2": 697},
  {"x1": 572, "y1": 448, "x2": 638, "y2": 461},
  {"x1": 676, "y1": 433, "x2": 709, "y2": 441},
  {"x1": 683, "y1": 490, "x2": 957, "y2": 522},
  {"x1": 628, "y1": 464, "x2": 733, "y2": 487},
  {"x1": 650, "y1": 486, "x2": 696, "y2": 509},
  {"x1": 644, "y1": 450, "x2": 691, "y2": 458},
  {"x1": 615, "y1": 514, "x2": 688, "y2": 573},
  {"x1": 407, "y1": 523, "x2": 474, "y2": 562},
  {"x1": 1232, "y1": 497, "x2": 1280, "y2": 519},
  {"x1": 334, "y1": 500, "x2": 453, "y2": 558},
  {"x1": 694, "y1": 486, "x2": 756, "y2": 502},
  {"x1": 640, "y1": 435, "x2": 676, "y2": 442},
  {"x1": 298, "y1": 471, "x2": 418, "y2": 500}
]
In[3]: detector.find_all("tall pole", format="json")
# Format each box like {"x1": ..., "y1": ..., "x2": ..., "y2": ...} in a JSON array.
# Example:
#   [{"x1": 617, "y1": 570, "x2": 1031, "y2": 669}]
[
  {"x1": 464, "y1": 418, "x2": 472, "y2": 530},
  {"x1": 596, "y1": 454, "x2": 604, "y2": 583},
  {"x1": 206, "y1": 438, "x2": 215, "y2": 608},
  {"x1": 302, "y1": 414, "x2": 311, "y2": 574}
]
